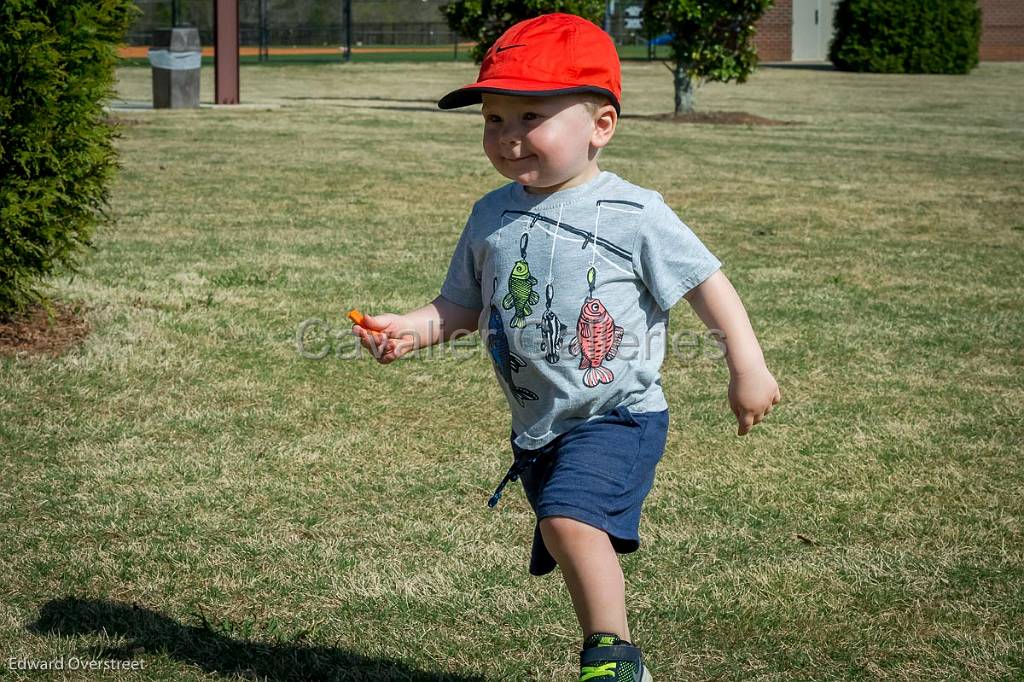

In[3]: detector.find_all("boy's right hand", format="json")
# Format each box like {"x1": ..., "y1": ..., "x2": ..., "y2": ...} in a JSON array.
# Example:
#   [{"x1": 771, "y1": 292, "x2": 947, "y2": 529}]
[{"x1": 351, "y1": 312, "x2": 416, "y2": 365}]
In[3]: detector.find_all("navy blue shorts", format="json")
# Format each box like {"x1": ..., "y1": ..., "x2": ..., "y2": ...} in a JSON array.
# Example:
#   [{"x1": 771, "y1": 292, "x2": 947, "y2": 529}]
[{"x1": 508, "y1": 405, "x2": 670, "y2": 576}]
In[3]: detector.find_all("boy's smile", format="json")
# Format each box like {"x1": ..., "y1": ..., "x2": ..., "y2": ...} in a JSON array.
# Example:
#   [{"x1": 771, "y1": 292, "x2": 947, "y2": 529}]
[{"x1": 481, "y1": 93, "x2": 616, "y2": 195}]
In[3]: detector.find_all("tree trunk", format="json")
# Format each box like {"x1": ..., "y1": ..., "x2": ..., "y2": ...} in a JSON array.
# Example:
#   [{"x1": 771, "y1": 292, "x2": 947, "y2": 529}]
[{"x1": 673, "y1": 61, "x2": 695, "y2": 115}]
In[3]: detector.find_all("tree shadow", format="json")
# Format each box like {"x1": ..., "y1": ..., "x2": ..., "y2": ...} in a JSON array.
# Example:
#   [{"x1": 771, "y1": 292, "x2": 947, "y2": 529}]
[
  {"x1": 282, "y1": 99, "x2": 478, "y2": 115},
  {"x1": 281, "y1": 96, "x2": 441, "y2": 104},
  {"x1": 28, "y1": 597, "x2": 487, "y2": 681},
  {"x1": 759, "y1": 61, "x2": 837, "y2": 71}
]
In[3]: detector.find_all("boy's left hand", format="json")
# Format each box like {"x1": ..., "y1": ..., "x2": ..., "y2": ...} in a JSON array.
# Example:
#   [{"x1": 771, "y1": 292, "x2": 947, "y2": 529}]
[{"x1": 728, "y1": 365, "x2": 781, "y2": 436}]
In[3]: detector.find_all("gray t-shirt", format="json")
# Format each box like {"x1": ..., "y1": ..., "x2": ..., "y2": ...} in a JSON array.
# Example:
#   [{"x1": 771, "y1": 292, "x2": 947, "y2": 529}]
[{"x1": 441, "y1": 170, "x2": 722, "y2": 450}]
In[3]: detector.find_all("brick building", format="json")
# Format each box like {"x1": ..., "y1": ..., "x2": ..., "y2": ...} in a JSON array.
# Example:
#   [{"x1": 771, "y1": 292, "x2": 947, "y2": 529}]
[{"x1": 753, "y1": 0, "x2": 1024, "y2": 62}]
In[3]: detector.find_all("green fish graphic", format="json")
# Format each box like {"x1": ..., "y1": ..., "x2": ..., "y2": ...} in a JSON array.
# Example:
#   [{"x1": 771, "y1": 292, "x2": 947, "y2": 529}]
[{"x1": 502, "y1": 260, "x2": 540, "y2": 328}]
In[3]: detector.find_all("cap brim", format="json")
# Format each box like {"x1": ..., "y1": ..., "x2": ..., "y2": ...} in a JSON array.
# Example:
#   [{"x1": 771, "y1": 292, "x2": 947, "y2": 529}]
[{"x1": 438, "y1": 79, "x2": 620, "y2": 114}]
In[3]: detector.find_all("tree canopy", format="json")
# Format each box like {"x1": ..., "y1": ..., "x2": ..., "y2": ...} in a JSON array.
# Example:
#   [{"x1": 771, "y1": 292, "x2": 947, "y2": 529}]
[
  {"x1": 643, "y1": 0, "x2": 775, "y2": 113},
  {"x1": 440, "y1": 0, "x2": 605, "y2": 63}
]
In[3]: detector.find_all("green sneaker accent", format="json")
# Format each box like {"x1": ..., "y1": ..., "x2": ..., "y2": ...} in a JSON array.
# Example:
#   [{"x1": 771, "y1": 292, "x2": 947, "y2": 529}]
[
  {"x1": 583, "y1": 632, "x2": 625, "y2": 649},
  {"x1": 579, "y1": 635, "x2": 643, "y2": 682},
  {"x1": 580, "y1": 662, "x2": 617, "y2": 680}
]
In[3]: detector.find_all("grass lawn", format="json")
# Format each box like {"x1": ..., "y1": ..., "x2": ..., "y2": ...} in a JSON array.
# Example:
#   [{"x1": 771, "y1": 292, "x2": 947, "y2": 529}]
[{"x1": 2, "y1": 60, "x2": 1022, "y2": 680}]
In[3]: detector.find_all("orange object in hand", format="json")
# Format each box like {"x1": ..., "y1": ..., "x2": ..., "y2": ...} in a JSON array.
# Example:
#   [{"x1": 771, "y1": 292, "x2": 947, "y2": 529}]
[{"x1": 347, "y1": 309, "x2": 365, "y2": 326}]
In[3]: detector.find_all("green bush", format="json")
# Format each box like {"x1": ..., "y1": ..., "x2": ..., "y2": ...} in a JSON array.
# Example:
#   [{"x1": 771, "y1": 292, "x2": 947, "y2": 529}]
[
  {"x1": 0, "y1": 0, "x2": 137, "y2": 319},
  {"x1": 830, "y1": 0, "x2": 981, "y2": 74}
]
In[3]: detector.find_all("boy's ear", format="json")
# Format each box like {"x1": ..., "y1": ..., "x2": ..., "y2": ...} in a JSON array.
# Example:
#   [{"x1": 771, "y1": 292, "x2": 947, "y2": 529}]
[{"x1": 590, "y1": 104, "x2": 618, "y2": 149}]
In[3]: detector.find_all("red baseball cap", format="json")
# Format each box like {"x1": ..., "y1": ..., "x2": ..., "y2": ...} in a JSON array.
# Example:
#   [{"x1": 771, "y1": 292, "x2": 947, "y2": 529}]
[{"x1": 438, "y1": 13, "x2": 622, "y2": 114}]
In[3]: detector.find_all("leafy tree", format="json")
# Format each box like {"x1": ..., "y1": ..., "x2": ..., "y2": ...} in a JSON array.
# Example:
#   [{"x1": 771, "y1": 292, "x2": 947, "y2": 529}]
[
  {"x1": 440, "y1": 0, "x2": 605, "y2": 63},
  {"x1": 642, "y1": 0, "x2": 775, "y2": 114},
  {"x1": 0, "y1": 0, "x2": 137, "y2": 319},
  {"x1": 830, "y1": 0, "x2": 981, "y2": 74}
]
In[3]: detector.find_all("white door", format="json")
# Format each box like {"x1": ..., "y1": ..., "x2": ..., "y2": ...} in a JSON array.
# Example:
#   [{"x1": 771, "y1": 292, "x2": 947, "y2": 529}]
[
  {"x1": 792, "y1": 0, "x2": 837, "y2": 61},
  {"x1": 817, "y1": 0, "x2": 837, "y2": 59}
]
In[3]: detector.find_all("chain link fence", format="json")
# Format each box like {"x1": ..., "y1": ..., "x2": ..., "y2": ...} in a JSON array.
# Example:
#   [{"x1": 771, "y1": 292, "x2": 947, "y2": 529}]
[{"x1": 125, "y1": 0, "x2": 654, "y2": 62}]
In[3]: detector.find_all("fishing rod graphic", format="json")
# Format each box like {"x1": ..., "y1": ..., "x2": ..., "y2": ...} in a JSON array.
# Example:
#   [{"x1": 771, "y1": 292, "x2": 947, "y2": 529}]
[{"x1": 500, "y1": 205, "x2": 639, "y2": 264}]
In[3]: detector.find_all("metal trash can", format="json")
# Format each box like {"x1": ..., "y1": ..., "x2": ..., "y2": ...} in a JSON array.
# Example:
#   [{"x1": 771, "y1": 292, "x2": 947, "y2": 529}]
[{"x1": 148, "y1": 27, "x2": 201, "y2": 108}]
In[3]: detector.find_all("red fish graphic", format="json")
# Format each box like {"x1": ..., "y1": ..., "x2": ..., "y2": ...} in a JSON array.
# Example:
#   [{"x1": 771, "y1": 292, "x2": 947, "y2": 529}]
[{"x1": 569, "y1": 297, "x2": 624, "y2": 387}]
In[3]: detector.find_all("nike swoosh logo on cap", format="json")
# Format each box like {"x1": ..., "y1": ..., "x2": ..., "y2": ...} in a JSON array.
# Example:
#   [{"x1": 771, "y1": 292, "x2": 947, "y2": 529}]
[{"x1": 495, "y1": 44, "x2": 526, "y2": 53}]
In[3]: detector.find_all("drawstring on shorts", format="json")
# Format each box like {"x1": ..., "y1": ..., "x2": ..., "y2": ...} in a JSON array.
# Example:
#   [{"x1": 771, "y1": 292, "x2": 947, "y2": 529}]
[{"x1": 488, "y1": 451, "x2": 542, "y2": 508}]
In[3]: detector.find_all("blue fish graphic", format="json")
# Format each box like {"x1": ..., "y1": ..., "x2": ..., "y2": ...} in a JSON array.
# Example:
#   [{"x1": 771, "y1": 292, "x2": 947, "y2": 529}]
[{"x1": 487, "y1": 305, "x2": 539, "y2": 407}]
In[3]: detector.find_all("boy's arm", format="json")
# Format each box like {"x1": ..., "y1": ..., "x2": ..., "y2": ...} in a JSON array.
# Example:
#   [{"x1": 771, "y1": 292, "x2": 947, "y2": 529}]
[
  {"x1": 404, "y1": 295, "x2": 482, "y2": 346},
  {"x1": 352, "y1": 295, "x2": 481, "y2": 364},
  {"x1": 683, "y1": 270, "x2": 781, "y2": 435}
]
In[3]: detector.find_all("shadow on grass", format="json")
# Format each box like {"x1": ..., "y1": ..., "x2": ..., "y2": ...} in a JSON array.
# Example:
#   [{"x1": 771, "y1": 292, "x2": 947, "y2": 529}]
[
  {"x1": 28, "y1": 597, "x2": 486, "y2": 681},
  {"x1": 759, "y1": 61, "x2": 837, "y2": 71},
  {"x1": 281, "y1": 96, "x2": 440, "y2": 104},
  {"x1": 286, "y1": 99, "x2": 479, "y2": 115}
]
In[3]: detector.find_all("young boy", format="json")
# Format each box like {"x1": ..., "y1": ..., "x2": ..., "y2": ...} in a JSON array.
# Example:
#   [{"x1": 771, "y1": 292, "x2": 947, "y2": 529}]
[{"x1": 351, "y1": 12, "x2": 781, "y2": 681}]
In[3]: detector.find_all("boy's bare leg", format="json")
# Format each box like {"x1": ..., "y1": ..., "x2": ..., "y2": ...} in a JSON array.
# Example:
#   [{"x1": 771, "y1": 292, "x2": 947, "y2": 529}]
[{"x1": 539, "y1": 516, "x2": 631, "y2": 642}]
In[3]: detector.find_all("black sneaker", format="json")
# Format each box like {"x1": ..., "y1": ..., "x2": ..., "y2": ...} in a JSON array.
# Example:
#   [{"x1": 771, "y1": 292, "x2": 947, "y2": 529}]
[{"x1": 578, "y1": 632, "x2": 653, "y2": 682}]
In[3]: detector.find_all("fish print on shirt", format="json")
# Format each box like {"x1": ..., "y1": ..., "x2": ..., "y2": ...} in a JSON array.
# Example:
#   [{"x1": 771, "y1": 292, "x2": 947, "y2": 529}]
[
  {"x1": 494, "y1": 198, "x2": 644, "y2": 391},
  {"x1": 569, "y1": 296, "x2": 625, "y2": 387},
  {"x1": 502, "y1": 260, "x2": 540, "y2": 329},
  {"x1": 536, "y1": 284, "x2": 568, "y2": 365},
  {"x1": 487, "y1": 302, "x2": 539, "y2": 407}
]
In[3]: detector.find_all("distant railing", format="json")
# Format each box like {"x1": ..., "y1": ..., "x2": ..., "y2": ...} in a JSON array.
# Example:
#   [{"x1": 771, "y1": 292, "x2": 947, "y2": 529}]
[{"x1": 125, "y1": 22, "x2": 463, "y2": 47}]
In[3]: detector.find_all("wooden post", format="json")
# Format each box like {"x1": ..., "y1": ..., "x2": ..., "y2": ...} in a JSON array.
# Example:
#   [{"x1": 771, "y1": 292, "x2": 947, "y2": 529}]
[
  {"x1": 343, "y1": 0, "x2": 352, "y2": 63},
  {"x1": 214, "y1": 0, "x2": 239, "y2": 104}
]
